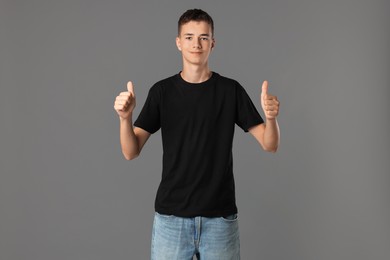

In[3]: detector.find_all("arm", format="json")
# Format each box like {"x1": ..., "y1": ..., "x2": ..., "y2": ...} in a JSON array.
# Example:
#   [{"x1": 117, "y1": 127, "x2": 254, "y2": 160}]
[
  {"x1": 249, "y1": 80, "x2": 280, "y2": 153},
  {"x1": 249, "y1": 119, "x2": 280, "y2": 153},
  {"x1": 119, "y1": 116, "x2": 151, "y2": 160},
  {"x1": 114, "y1": 81, "x2": 151, "y2": 160}
]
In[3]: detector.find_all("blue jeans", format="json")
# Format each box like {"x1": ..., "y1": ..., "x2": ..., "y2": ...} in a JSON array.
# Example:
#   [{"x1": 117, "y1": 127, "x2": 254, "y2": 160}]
[{"x1": 151, "y1": 212, "x2": 240, "y2": 260}]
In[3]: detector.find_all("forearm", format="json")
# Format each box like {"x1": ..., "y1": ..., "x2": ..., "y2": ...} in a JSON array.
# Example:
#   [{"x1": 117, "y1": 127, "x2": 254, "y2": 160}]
[
  {"x1": 119, "y1": 114, "x2": 139, "y2": 160},
  {"x1": 263, "y1": 118, "x2": 280, "y2": 152}
]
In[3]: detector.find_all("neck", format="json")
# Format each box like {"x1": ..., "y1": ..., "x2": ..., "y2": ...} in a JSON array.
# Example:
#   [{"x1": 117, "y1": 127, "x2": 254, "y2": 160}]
[{"x1": 180, "y1": 63, "x2": 212, "y2": 83}]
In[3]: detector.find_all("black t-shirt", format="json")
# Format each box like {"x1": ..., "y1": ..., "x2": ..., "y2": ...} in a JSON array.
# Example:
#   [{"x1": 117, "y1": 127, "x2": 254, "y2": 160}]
[{"x1": 133, "y1": 71, "x2": 264, "y2": 217}]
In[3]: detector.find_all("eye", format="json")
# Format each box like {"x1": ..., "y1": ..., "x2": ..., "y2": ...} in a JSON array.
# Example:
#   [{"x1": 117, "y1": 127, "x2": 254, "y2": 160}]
[
  {"x1": 185, "y1": 37, "x2": 192, "y2": 40},
  {"x1": 201, "y1": 37, "x2": 209, "y2": 41}
]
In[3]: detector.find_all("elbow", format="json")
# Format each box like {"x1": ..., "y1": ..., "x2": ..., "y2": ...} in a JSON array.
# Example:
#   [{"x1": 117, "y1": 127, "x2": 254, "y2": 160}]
[
  {"x1": 267, "y1": 148, "x2": 278, "y2": 153},
  {"x1": 122, "y1": 151, "x2": 139, "y2": 160},
  {"x1": 263, "y1": 145, "x2": 278, "y2": 153}
]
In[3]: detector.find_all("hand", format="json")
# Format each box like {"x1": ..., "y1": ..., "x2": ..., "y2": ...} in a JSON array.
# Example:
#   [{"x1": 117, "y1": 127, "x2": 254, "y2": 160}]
[
  {"x1": 261, "y1": 80, "x2": 279, "y2": 120},
  {"x1": 114, "y1": 81, "x2": 136, "y2": 120}
]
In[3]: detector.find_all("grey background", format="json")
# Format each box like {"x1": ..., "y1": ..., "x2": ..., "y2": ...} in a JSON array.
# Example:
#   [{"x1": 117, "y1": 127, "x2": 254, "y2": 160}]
[{"x1": 1, "y1": 0, "x2": 389, "y2": 259}]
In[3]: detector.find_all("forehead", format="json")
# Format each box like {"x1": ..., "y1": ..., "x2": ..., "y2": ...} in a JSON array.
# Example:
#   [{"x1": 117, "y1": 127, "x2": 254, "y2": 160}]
[{"x1": 180, "y1": 20, "x2": 212, "y2": 35}]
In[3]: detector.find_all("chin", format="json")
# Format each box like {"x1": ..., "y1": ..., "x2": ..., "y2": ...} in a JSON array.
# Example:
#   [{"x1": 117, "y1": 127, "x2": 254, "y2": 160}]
[
  {"x1": 183, "y1": 57, "x2": 206, "y2": 66},
  {"x1": 183, "y1": 57, "x2": 207, "y2": 65}
]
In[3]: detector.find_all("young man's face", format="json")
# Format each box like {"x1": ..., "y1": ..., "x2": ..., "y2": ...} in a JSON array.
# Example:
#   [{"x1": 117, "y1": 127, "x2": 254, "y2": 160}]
[{"x1": 176, "y1": 20, "x2": 215, "y2": 67}]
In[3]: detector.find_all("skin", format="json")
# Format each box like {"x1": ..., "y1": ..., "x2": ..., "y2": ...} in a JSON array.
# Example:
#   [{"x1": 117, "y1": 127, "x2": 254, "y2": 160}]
[
  {"x1": 114, "y1": 20, "x2": 280, "y2": 160},
  {"x1": 175, "y1": 21, "x2": 215, "y2": 83}
]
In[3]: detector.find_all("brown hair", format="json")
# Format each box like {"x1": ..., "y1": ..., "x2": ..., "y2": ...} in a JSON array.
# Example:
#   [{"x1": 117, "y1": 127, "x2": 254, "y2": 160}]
[{"x1": 178, "y1": 9, "x2": 214, "y2": 37}]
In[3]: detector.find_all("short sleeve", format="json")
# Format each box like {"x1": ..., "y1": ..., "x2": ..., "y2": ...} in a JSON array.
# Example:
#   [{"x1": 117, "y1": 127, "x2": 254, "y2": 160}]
[
  {"x1": 133, "y1": 85, "x2": 161, "y2": 134},
  {"x1": 235, "y1": 82, "x2": 264, "y2": 132}
]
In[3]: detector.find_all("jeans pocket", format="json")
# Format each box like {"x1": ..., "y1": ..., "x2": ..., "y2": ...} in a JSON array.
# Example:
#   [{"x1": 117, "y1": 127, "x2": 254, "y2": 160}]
[
  {"x1": 155, "y1": 212, "x2": 174, "y2": 218},
  {"x1": 221, "y1": 213, "x2": 238, "y2": 221}
]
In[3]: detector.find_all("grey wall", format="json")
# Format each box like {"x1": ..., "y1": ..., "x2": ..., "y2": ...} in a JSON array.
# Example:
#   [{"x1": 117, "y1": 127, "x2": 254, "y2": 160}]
[{"x1": 1, "y1": 0, "x2": 389, "y2": 259}]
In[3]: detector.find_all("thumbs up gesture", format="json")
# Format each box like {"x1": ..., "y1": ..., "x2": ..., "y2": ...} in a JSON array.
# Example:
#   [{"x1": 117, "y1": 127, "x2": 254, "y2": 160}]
[
  {"x1": 261, "y1": 80, "x2": 279, "y2": 120},
  {"x1": 114, "y1": 81, "x2": 136, "y2": 119}
]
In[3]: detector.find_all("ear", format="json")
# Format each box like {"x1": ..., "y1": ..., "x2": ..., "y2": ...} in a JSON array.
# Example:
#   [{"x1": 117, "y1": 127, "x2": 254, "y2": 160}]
[
  {"x1": 211, "y1": 38, "x2": 216, "y2": 50},
  {"x1": 176, "y1": 37, "x2": 182, "y2": 51}
]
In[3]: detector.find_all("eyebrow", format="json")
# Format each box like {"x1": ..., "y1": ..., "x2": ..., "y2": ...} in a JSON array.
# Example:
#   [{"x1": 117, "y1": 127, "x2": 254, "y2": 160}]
[{"x1": 183, "y1": 33, "x2": 210, "y2": 37}]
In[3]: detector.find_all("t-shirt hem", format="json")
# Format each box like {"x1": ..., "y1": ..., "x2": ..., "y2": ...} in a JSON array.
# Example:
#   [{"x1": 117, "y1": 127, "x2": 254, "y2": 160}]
[
  {"x1": 243, "y1": 118, "x2": 265, "y2": 132},
  {"x1": 133, "y1": 122, "x2": 157, "y2": 134},
  {"x1": 155, "y1": 207, "x2": 238, "y2": 218}
]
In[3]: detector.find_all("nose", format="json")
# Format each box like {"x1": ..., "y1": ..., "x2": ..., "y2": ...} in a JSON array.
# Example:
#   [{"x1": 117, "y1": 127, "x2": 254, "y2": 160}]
[{"x1": 192, "y1": 38, "x2": 202, "y2": 49}]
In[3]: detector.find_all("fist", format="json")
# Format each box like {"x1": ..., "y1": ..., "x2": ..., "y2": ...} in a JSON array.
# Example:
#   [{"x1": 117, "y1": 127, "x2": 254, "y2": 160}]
[
  {"x1": 114, "y1": 81, "x2": 136, "y2": 119},
  {"x1": 261, "y1": 80, "x2": 279, "y2": 120}
]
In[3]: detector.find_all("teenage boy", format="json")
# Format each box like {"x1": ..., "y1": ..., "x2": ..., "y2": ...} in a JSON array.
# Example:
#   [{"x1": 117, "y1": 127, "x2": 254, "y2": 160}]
[{"x1": 114, "y1": 8, "x2": 280, "y2": 260}]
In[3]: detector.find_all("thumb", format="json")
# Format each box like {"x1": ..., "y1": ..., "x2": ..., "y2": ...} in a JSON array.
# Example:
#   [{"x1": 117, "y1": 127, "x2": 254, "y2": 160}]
[
  {"x1": 127, "y1": 81, "x2": 134, "y2": 96},
  {"x1": 261, "y1": 80, "x2": 268, "y2": 96}
]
